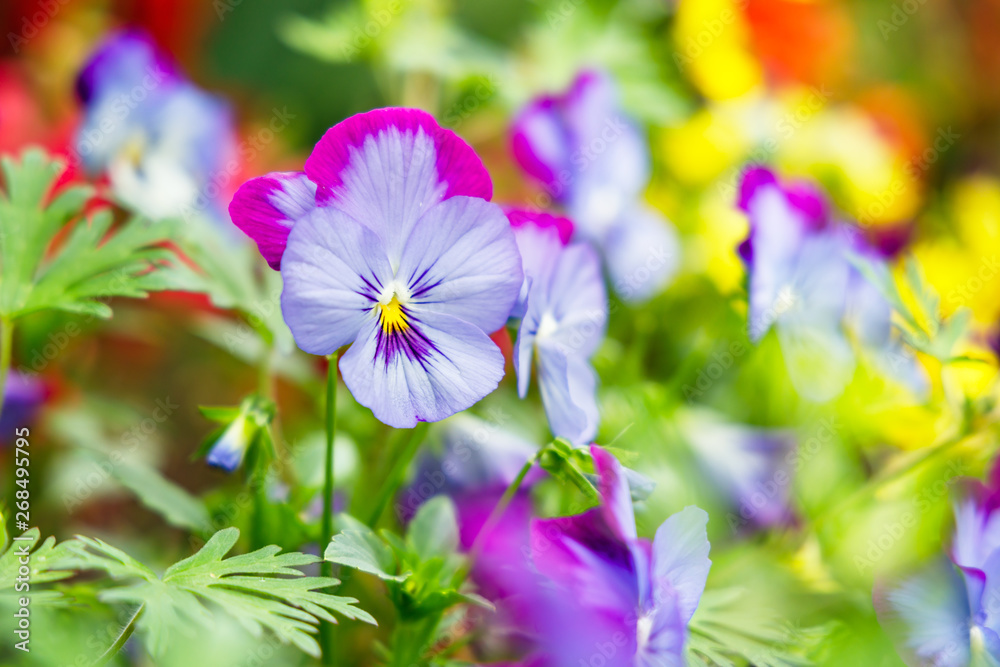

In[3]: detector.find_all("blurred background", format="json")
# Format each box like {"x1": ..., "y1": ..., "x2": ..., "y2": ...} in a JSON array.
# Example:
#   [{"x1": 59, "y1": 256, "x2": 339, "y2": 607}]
[{"x1": 3, "y1": 0, "x2": 1000, "y2": 665}]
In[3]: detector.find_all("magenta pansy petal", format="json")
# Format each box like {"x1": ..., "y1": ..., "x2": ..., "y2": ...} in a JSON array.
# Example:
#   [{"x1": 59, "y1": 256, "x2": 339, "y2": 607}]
[
  {"x1": 651, "y1": 506, "x2": 711, "y2": 626},
  {"x1": 280, "y1": 206, "x2": 392, "y2": 355},
  {"x1": 592, "y1": 444, "x2": 638, "y2": 542},
  {"x1": 397, "y1": 196, "x2": 523, "y2": 333},
  {"x1": 506, "y1": 208, "x2": 574, "y2": 246},
  {"x1": 229, "y1": 171, "x2": 318, "y2": 269},
  {"x1": 339, "y1": 310, "x2": 505, "y2": 429},
  {"x1": 304, "y1": 108, "x2": 493, "y2": 264}
]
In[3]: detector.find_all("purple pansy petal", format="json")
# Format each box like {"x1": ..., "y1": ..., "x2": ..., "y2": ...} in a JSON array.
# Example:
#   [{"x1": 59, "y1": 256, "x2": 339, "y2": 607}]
[
  {"x1": 603, "y1": 204, "x2": 680, "y2": 303},
  {"x1": 651, "y1": 506, "x2": 711, "y2": 626},
  {"x1": 635, "y1": 588, "x2": 687, "y2": 667},
  {"x1": 680, "y1": 409, "x2": 795, "y2": 530},
  {"x1": 76, "y1": 29, "x2": 180, "y2": 105},
  {"x1": 397, "y1": 196, "x2": 523, "y2": 333},
  {"x1": 531, "y1": 510, "x2": 638, "y2": 617},
  {"x1": 280, "y1": 207, "x2": 393, "y2": 355},
  {"x1": 592, "y1": 445, "x2": 638, "y2": 542},
  {"x1": 229, "y1": 172, "x2": 318, "y2": 269},
  {"x1": 511, "y1": 99, "x2": 571, "y2": 197},
  {"x1": 953, "y1": 490, "x2": 1000, "y2": 572},
  {"x1": 876, "y1": 558, "x2": 972, "y2": 667},
  {"x1": 339, "y1": 310, "x2": 505, "y2": 429},
  {"x1": 304, "y1": 108, "x2": 492, "y2": 265}
]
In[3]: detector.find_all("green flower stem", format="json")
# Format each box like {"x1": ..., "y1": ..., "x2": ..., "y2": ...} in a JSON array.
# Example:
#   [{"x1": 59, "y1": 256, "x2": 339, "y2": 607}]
[
  {"x1": 468, "y1": 448, "x2": 541, "y2": 564},
  {"x1": 0, "y1": 317, "x2": 13, "y2": 423},
  {"x1": 389, "y1": 613, "x2": 441, "y2": 667},
  {"x1": 92, "y1": 604, "x2": 143, "y2": 667},
  {"x1": 320, "y1": 351, "x2": 340, "y2": 665},
  {"x1": 366, "y1": 422, "x2": 430, "y2": 528}
]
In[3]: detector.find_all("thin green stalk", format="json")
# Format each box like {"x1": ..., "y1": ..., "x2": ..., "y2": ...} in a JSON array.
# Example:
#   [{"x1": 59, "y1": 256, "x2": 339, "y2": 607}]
[
  {"x1": 92, "y1": 604, "x2": 143, "y2": 666},
  {"x1": 320, "y1": 352, "x2": 339, "y2": 665},
  {"x1": 366, "y1": 422, "x2": 429, "y2": 528},
  {"x1": 450, "y1": 447, "x2": 544, "y2": 589},
  {"x1": 467, "y1": 450, "x2": 540, "y2": 564},
  {"x1": 0, "y1": 317, "x2": 13, "y2": 423}
]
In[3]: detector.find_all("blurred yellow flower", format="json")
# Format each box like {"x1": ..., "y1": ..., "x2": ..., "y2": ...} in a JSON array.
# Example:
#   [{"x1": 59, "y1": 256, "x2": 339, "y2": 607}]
[{"x1": 673, "y1": 0, "x2": 762, "y2": 101}]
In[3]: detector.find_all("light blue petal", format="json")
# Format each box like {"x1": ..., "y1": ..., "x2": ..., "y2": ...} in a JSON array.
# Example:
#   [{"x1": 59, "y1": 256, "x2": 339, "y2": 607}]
[
  {"x1": 280, "y1": 206, "x2": 393, "y2": 355},
  {"x1": 543, "y1": 243, "x2": 608, "y2": 359},
  {"x1": 650, "y1": 506, "x2": 711, "y2": 626},
  {"x1": 603, "y1": 204, "x2": 680, "y2": 303},
  {"x1": 745, "y1": 184, "x2": 812, "y2": 341},
  {"x1": 877, "y1": 558, "x2": 971, "y2": 667},
  {"x1": 339, "y1": 310, "x2": 505, "y2": 429},
  {"x1": 397, "y1": 195, "x2": 523, "y2": 333},
  {"x1": 536, "y1": 346, "x2": 600, "y2": 445}
]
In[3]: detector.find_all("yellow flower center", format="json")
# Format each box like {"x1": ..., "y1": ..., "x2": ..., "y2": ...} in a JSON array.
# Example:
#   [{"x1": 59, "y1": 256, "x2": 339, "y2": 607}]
[{"x1": 379, "y1": 295, "x2": 409, "y2": 334}]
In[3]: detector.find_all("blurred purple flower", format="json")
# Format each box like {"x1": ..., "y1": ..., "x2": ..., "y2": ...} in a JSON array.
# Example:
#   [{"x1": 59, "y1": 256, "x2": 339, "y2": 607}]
[
  {"x1": 738, "y1": 167, "x2": 925, "y2": 401},
  {"x1": 511, "y1": 71, "x2": 679, "y2": 302},
  {"x1": 509, "y1": 209, "x2": 607, "y2": 445},
  {"x1": 876, "y1": 464, "x2": 1000, "y2": 666},
  {"x1": 74, "y1": 29, "x2": 235, "y2": 221},
  {"x1": 678, "y1": 408, "x2": 796, "y2": 531},
  {"x1": 0, "y1": 372, "x2": 44, "y2": 445},
  {"x1": 277, "y1": 108, "x2": 523, "y2": 428},
  {"x1": 517, "y1": 445, "x2": 711, "y2": 667}
]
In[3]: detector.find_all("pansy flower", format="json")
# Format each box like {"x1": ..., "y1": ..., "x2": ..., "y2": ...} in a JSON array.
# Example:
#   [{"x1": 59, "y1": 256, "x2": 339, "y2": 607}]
[
  {"x1": 516, "y1": 445, "x2": 711, "y2": 666},
  {"x1": 75, "y1": 29, "x2": 234, "y2": 221},
  {"x1": 511, "y1": 70, "x2": 679, "y2": 302},
  {"x1": 876, "y1": 463, "x2": 1000, "y2": 665},
  {"x1": 678, "y1": 408, "x2": 796, "y2": 531},
  {"x1": 738, "y1": 166, "x2": 925, "y2": 401},
  {"x1": 266, "y1": 109, "x2": 522, "y2": 428},
  {"x1": 508, "y1": 209, "x2": 607, "y2": 445}
]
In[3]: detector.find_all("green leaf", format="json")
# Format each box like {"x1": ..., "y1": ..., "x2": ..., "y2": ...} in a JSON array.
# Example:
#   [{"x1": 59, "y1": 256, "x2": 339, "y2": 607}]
[
  {"x1": 686, "y1": 588, "x2": 827, "y2": 667},
  {"x1": 112, "y1": 461, "x2": 213, "y2": 534},
  {"x1": 325, "y1": 524, "x2": 407, "y2": 582},
  {"x1": 73, "y1": 527, "x2": 376, "y2": 658},
  {"x1": 0, "y1": 529, "x2": 83, "y2": 606},
  {"x1": 0, "y1": 148, "x2": 204, "y2": 320},
  {"x1": 407, "y1": 496, "x2": 459, "y2": 561}
]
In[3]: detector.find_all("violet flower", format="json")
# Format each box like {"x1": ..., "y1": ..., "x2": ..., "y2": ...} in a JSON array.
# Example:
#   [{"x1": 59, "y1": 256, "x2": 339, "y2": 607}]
[
  {"x1": 678, "y1": 408, "x2": 796, "y2": 531},
  {"x1": 508, "y1": 208, "x2": 607, "y2": 445},
  {"x1": 738, "y1": 167, "x2": 925, "y2": 401},
  {"x1": 75, "y1": 29, "x2": 234, "y2": 221},
  {"x1": 518, "y1": 445, "x2": 712, "y2": 666},
  {"x1": 243, "y1": 108, "x2": 522, "y2": 428},
  {"x1": 0, "y1": 372, "x2": 44, "y2": 445},
  {"x1": 511, "y1": 71, "x2": 679, "y2": 302},
  {"x1": 876, "y1": 464, "x2": 1000, "y2": 666}
]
